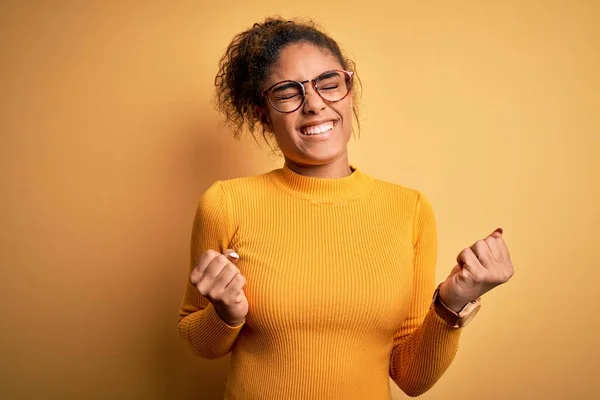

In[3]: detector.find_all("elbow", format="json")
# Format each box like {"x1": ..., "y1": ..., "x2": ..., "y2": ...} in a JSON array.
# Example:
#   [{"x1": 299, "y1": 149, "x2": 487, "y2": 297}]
[
  {"x1": 404, "y1": 388, "x2": 428, "y2": 398},
  {"x1": 398, "y1": 385, "x2": 432, "y2": 398},
  {"x1": 191, "y1": 347, "x2": 228, "y2": 360},
  {"x1": 178, "y1": 322, "x2": 229, "y2": 360},
  {"x1": 391, "y1": 376, "x2": 435, "y2": 398}
]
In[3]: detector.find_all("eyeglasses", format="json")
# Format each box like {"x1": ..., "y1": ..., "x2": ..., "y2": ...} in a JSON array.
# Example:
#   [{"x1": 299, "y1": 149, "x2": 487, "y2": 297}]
[{"x1": 262, "y1": 69, "x2": 354, "y2": 113}]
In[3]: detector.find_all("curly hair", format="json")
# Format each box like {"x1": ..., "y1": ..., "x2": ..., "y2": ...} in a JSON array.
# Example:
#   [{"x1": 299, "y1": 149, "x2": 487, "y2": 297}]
[{"x1": 214, "y1": 17, "x2": 361, "y2": 150}]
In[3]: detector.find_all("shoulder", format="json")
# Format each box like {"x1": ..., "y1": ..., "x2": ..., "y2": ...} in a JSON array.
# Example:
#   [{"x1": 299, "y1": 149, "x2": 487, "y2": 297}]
[
  {"x1": 198, "y1": 171, "x2": 275, "y2": 211},
  {"x1": 213, "y1": 171, "x2": 274, "y2": 203},
  {"x1": 370, "y1": 176, "x2": 432, "y2": 211}
]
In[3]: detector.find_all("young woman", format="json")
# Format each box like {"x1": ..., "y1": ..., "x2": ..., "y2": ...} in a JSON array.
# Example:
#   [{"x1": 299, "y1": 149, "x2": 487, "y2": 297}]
[{"x1": 178, "y1": 18, "x2": 514, "y2": 399}]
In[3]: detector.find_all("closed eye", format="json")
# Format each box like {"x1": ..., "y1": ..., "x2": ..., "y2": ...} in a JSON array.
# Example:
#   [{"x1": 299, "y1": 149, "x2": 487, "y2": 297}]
[
  {"x1": 274, "y1": 93, "x2": 301, "y2": 101},
  {"x1": 320, "y1": 85, "x2": 338, "y2": 91}
]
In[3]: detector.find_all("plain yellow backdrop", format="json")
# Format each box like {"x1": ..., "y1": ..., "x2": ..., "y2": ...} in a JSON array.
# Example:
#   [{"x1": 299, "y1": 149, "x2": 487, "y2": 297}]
[{"x1": 1, "y1": 1, "x2": 598, "y2": 399}]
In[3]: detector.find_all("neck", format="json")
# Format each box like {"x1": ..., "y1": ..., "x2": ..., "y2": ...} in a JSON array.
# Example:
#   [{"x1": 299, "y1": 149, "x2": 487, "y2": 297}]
[{"x1": 283, "y1": 155, "x2": 353, "y2": 179}]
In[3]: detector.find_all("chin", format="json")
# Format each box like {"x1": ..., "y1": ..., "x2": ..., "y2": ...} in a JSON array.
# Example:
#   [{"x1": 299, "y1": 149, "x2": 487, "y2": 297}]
[{"x1": 296, "y1": 146, "x2": 346, "y2": 165}]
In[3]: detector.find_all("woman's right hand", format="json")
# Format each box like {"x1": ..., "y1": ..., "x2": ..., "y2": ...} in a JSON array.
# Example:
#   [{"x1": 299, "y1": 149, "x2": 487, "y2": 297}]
[{"x1": 190, "y1": 249, "x2": 248, "y2": 327}]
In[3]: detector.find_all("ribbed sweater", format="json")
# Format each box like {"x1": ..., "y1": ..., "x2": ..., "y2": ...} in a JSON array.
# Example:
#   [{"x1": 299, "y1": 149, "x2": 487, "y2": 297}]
[{"x1": 178, "y1": 163, "x2": 462, "y2": 399}]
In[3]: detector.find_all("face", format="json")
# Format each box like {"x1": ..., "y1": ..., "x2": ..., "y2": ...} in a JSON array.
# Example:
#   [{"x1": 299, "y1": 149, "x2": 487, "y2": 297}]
[{"x1": 261, "y1": 43, "x2": 353, "y2": 168}]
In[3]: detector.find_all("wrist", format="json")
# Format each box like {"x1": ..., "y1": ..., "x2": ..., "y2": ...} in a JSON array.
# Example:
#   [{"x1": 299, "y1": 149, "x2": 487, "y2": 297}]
[
  {"x1": 213, "y1": 307, "x2": 244, "y2": 327},
  {"x1": 224, "y1": 319, "x2": 244, "y2": 328},
  {"x1": 432, "y1": 284, "x2": 483, "y2": 328},
  {"x1": 438, "y1": 282, "x2": 470, "y2": 312}
]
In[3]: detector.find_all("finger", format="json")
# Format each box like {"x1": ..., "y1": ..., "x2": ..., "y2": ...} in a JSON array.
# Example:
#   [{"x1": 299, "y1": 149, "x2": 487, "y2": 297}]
[
  {"x1": 470, "y1": 240, "x2": 494, "y2": 269},
  {"x1": 448, "y1": 263, "x2": 462, "y2": 277},
  {"x1": 212, "y1": 263, "x2": 240, "y2": 294},
  {"x1": 225, "y1": 274, "x2": 247, "y2": 303},
  {"x1": 190, "y1": 250, "x2": 218, "y2": 285},
  {"x1": 223, "y1": 249, "x2": 240, "y2": 264},
  {"x1": 457, "y1": 247, "x2": 483, "y2": 272},
  {"x1": 234, "y1": 291, "x2": 246, "y2": 304},
  {"x1": 490, "y1": 227, "x2": 503, "y2": 237},
  {"x1": 496, "y1": 236, "x2": 511, "y2": 262},
  {"x1": 203, "y1": 254, "x2": 230, "y2": 279},
  {"x1": 190, "y1": 268, "x2": 200, "y2": 285},
  {"x1": 195, "y1": 249, "x2": 221, "y2": 277},
  {"x1": 484, "y1": 236, "x2": 503, "y2": 262},
  {"x1": 456, "y1": 251, "x2": 466, "y2": 267},
  {"x1": 197, "y1": 256, "x2": 229, "y2": 295}
]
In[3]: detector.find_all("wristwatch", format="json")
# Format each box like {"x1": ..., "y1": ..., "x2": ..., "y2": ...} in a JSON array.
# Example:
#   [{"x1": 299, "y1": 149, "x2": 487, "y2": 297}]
[{"x1": 431, "y1": 285, "x2": 482, "y2": 328}]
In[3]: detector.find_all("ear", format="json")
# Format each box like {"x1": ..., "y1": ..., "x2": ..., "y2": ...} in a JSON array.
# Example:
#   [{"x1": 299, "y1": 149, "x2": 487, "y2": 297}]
[{"x1": 254, "y1": 105, "x2": 273, "y2": 132}]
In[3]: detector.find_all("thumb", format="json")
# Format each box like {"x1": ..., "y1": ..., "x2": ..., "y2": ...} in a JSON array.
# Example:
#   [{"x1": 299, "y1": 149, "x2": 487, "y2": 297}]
[
  {"x1": 223, "y1": 249, "x2": 240, "y2": 264},
  {"x1": 489, "y1": 227, "x2": 503, "y2": 239}
]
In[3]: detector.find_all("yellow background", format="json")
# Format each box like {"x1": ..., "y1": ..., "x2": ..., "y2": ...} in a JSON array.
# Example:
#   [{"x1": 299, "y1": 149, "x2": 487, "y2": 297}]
[{"x1": 1, "y1": 1, "x2": 598, "y2": 399}]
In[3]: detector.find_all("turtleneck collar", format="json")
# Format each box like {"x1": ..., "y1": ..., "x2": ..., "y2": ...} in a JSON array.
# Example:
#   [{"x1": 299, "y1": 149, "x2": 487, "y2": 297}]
[{"x1": 268, "y1": 162, "x2": 375, "y2": 204}]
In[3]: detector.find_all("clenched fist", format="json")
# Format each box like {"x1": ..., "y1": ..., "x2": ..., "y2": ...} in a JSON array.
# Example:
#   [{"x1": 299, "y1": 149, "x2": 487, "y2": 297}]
[
  {"x1": 190, "y1": 249, "x2": 248, "y2": 327},
  {"x1": 439, "y1": 228, "x2": 514, "y2": 312}
]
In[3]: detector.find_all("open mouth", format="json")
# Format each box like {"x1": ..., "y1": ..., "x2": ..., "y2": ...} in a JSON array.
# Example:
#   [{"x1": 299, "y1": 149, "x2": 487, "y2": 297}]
[{"x1": 299, "y1": 121, "x2": 336, "y2": 136}]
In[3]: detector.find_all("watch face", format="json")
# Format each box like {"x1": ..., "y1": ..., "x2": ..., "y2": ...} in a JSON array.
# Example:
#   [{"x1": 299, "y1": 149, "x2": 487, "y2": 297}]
[{"x1": 459, "y1": 305, "x2": 481, "y2": 327}]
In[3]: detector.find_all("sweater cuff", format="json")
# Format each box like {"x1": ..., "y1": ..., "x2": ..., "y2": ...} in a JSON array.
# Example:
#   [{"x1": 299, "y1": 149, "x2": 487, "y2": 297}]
[
  {"x1": 190, "y1": 302, "x2": 245, "y2": 333},
  {"x1": 180, "y1": 302, "x2": 245, "y2": 358},
  {"x1": 426, "y1": 306, "x2": 464, "y2": 338}
]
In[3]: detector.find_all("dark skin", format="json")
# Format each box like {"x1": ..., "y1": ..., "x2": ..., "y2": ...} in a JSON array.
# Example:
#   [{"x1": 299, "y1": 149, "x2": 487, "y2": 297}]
[
  {"x1": 190, "y1": 43, "x2": 514, "y2": 327},
  {"x1": 259, "y1": 42, "x2": 354, "y2": 179},
  {"x1": 258, "y1": 42, "x2": 514, "y2": 311}
]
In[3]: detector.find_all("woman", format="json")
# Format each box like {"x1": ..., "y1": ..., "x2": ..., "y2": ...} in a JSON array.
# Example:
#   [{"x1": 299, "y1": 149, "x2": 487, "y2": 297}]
[{"x1": 178, "y1": 18, "x2": 514, "y2": 399}]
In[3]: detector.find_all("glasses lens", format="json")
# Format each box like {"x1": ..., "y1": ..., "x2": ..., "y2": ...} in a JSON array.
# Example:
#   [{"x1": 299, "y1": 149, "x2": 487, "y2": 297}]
[
  {"x1": 268, "y1": 81, "x2": 304, "y2": 112},
  {"x1": 316, "y1": 71, "x2": 351, "y2": 102}
]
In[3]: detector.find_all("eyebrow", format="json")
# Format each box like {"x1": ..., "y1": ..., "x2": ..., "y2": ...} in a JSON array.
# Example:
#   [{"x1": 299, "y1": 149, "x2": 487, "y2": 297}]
[
  {"x1": 317, "y1": 71, "x2": 340, "y2": 80},
  {"x1": 268, "y1": 70, "x2": 342, "y2": 93},
  {"x1": 271, "y1": 82, "x2": 300, "y2": 93}
]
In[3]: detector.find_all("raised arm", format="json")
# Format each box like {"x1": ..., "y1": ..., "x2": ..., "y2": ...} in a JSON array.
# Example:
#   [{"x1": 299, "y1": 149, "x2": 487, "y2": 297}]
[{"x1": 178, "y1": 181, "x2": 244, "y2": 359}]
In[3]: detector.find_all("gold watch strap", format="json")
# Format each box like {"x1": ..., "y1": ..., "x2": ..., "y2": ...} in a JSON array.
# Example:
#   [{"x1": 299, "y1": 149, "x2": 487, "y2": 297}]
[{"x1": 431, "y1": 285, "x2": 481, "y2": 328}]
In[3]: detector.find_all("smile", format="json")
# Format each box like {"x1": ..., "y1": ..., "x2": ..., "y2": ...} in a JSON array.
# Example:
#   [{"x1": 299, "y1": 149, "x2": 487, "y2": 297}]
[{"x1": 300, "y1": 121, "x2": 335, "y2": 136}]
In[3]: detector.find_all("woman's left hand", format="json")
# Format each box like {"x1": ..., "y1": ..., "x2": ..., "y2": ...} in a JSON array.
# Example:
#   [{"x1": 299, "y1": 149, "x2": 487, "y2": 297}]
[{"x1": 439, "y1": 228, "x2": 514, "y2": 312}]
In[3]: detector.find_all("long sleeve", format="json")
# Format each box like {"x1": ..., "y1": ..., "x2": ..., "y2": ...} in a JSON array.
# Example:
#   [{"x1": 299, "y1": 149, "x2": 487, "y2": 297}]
[
  {"x1": 177, "y1": 181, "x2": 244, "y2": 359},
  {"x1": 176, "y1": 164, "x2": 468, "y2": 399},
  {"x1": 389, "y1": 193, "x2": 462, "y2": 397}
]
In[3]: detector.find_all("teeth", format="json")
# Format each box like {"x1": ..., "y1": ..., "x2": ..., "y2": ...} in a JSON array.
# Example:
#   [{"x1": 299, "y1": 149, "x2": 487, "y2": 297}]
[{"x1": 301, "y1": 121, "x2": 334, "y2": 135}]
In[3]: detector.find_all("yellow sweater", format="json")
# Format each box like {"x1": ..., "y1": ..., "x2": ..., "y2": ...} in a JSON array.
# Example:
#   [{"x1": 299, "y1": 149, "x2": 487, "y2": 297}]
[{"x1": 178, "y1": 163, "x2": 462, "y2": 399}]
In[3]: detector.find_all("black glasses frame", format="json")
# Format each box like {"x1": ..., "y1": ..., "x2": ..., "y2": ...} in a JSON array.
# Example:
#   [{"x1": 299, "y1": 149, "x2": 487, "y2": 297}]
[{"x1": 262, "y1": 69, "x2": 354, "y2": 113}]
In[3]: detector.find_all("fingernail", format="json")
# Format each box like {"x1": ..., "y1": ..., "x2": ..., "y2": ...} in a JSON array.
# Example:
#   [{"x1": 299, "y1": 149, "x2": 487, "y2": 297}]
[
  {"x1": 495, "y1": 227, "x2": 503, "y2": 234},
  {"x1": 229, "y1": 252, "x2": 239, "y2": 259}
]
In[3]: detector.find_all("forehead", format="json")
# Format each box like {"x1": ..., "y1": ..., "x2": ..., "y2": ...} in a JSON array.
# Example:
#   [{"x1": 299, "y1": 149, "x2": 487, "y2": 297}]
[{"x1": 266, "y1": 42, "x2": 343, "y2": 86}]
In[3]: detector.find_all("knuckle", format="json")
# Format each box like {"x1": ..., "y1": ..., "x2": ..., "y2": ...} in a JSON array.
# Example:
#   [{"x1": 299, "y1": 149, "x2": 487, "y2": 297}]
[
  {"x1": 225, "y1": 263, "x2": 238, "y2": 274},
  {"x1": 202, "y1": 267, "x2": 215, "y2": 279},
  {"x1": 232, "y1": 274, "x2": 246, "y2": 286},
  {"x1": 472, "y1": 270, "x2": 486, "y2": 283},
  {"x1": 198, "y1": 285, "x2": 209, "y2": 297},
  {"x1": 208, "y1": 288, "x2": 221, "y2": 300},
  {"x1": 206, "y1": 249, "x2": 219, "y2": 257}
]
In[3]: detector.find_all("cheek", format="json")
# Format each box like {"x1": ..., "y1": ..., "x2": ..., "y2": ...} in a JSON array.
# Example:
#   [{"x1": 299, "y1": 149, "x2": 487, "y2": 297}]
[
  {"x1": 334, "y1": 100, "x2": 353, "y2": 128},
  {"x1": 271, "y1": 113, "x2": 297, "y2": 134},
  {"x1": 345, "y1": 98, "x2": 354, "y2": 119},
  {"x1": 269, "y1": 113, "x2": 299, "y2": 145}
]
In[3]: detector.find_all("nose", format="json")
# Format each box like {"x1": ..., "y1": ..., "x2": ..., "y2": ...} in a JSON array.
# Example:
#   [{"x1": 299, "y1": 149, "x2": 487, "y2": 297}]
[{"x1": 302, "y1": 84, "x2": 326, "y2": 114}]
